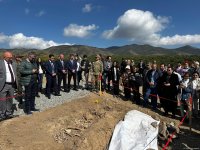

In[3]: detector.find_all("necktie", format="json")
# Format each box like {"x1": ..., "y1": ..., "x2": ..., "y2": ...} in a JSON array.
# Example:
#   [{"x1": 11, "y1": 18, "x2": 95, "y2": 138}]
[
  {"x1": 7, "y1": 62, "x2": 15, "y2": 83},
  {"x1": 61, "y1": 61, "x2": 64, "y2": 69}
]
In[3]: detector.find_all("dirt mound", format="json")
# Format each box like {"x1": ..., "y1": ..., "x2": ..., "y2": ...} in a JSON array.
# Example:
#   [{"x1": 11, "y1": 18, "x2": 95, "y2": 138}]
[{"x1": 0, "y1": 93, "x2": 199, "y2": 150}]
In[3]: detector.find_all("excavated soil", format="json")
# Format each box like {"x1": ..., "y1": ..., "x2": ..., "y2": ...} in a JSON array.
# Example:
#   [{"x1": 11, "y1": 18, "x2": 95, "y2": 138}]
[{"x1": 0, "y1": 93, "x2": 199, "y2": 150}]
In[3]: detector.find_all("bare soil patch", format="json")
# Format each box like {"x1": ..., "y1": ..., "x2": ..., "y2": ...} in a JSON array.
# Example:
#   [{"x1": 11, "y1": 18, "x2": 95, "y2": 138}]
[{"x1": 0, "y1": 93, "x2": 199, "y2": 150}]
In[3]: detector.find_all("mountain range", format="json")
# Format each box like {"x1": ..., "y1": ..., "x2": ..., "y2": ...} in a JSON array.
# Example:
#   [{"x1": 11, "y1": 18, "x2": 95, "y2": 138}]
[{"x1": 0, "y1": 44, "x2": 200, "y2": 57}]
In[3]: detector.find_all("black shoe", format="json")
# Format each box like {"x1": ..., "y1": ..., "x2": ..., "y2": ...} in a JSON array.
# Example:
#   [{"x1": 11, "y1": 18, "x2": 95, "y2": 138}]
[
  {"x1": 55, "y1": 93, "x2": 61, "y2": 96},
  {"x1": 25, "y1": 111, "x2": 33, "y2": 115},
  {"x1": 31, "y1": 108, "x2": 40, "y2": 112},
  {"x1": 6, "y1": 114, "x2": 19, "y2": 119},
  {"x1": 66, "y1": 89, "x2": 70, "y2": 93},
  {"x1": 46, "y1": 95, "x2": 51, "y2": 99},
  {"x1": 73, "y1": 88, "x2": 78, "y2": 91},
  {"x1": 36, "y1": 94, "x2": 40, "y2": 98}
]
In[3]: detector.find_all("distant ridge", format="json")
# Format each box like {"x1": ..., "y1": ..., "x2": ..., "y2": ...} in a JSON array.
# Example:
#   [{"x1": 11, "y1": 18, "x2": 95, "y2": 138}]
[{"x1": 0, "y1": 44, "x2": 200, "y2": 56}]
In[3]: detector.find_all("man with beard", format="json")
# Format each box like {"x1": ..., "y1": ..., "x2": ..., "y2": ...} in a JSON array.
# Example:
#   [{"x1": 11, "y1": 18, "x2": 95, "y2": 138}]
[
  {"x1": 159, "y1": 66, "x2": 179, "y2": 118},
  {"x1": 19, "y1": 52, "x2": 39, "y2": 115}
]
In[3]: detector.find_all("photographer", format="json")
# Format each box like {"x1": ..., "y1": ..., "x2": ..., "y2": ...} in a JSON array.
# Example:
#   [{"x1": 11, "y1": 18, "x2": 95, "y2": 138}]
[
  {"x1": 129, "y1": 66, "x2": 143, "y2": 105},
  {"x1": 19, "y1": 52, "x2": 39, "y2": 115},
  {"x1": 103, "y1": 56, "x2": 112, "y2": 92}
]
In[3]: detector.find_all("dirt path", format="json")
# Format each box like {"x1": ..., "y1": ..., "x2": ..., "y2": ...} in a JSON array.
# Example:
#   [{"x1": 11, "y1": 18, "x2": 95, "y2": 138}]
[{"x1": 0, "y1": 93, "x2": 199, "y2": 150}]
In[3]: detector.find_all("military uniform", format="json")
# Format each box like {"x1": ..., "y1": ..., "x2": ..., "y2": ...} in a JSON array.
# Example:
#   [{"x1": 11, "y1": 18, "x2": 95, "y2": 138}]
[{"x1": 92, "y1": 60, "x2": 103, "y2": 91}]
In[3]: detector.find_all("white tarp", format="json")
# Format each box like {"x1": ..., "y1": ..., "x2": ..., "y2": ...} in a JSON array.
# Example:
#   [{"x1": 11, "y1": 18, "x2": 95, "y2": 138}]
[{"x1": 109, "y1": 110, "x2": 160, "y2": 150}]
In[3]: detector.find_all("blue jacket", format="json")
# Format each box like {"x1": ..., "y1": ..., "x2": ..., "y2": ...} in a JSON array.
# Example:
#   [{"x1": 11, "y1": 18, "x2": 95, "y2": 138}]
[
  {"x1": 55, "y1": 60, "x2": 67, "y2": 74},
  {"x1": 44, "y1": 60, "x2": 58, "y2": 76},
  {"x1": 66, "y1": 60, "x2": 77, "y2": 73},
  {"x1": 145, "y1": 69, "x2": 161, "y2": 88}
]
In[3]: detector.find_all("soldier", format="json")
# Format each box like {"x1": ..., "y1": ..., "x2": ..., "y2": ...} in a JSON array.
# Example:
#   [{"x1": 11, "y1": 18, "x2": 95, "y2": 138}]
[{"x1": 92, "y1": 54, "x2": 103, "y2": 92}]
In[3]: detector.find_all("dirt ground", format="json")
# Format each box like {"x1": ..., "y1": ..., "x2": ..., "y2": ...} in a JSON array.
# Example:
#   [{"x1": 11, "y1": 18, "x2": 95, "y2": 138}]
[{"x1": 0, "y1": 92, "x2": 199, "y2": 150}]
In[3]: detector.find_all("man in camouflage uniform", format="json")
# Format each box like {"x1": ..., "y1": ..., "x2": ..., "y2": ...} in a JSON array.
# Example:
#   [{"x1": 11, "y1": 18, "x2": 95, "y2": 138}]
[{"x1": 92, "y1": 54, "x2": 103, "y2": 92}]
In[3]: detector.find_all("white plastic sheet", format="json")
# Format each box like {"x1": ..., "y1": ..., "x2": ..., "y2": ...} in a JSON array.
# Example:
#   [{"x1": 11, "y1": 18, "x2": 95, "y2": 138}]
[{"x1": 109, "y1": 110, "x2": 160, "y2": 150}]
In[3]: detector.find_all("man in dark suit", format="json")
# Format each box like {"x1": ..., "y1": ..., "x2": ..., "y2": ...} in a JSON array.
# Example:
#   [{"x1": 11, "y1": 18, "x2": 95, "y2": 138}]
[
  {"x1": 56, "y1": 54, "x2": 67, "y2": 93},
  {"x1": 0, "y1": 51, "x2": 18, "y2": 120},
  {"x1": 44, "y1": 54, "x2": 61, "y2": 99},
  {"x1": 137, "y1": 60, "x2": 145, "y2": 75},
  {"x1": 66, "y1": 54, "x2": 77, "y2": 92}
]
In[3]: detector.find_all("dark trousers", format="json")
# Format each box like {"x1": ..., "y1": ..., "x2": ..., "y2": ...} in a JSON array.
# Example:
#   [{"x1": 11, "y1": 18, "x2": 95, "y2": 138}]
[
  {"x1": 24, "y1": 78, "x2": 36, "y2": 112},
  {"x1": 68, "y1": 72, "x2": 76, "y2": 89},
  {"x1": 124, "y1": 83, "x2": 131, "y2": 99},
  {"x1": 0, "y1": 83, "x2": 14, "y2": 118},
  {"x1": 103, "y1": 71, "x2": 112, "y2": 91},
  {"x1": 113, "y1": 80, "x2": 119, "y2": 95},
  {"x1": 38, "y1": 74, "x2": 43, "y2": 91},
  {"x1": 58, "y1": 73, "x2": 67, "y2": 93},
  {"x1": 143, "y1": 87, "x2": 157, "y2": 110},
  {"x1": 133, "y1": 85, "x2": 140, "y2": 105},
  {"x1": 161, "y1": 94, "x2": 177, "y2": 115},
  {"x1": 77, "y1": 71, "x2": 82, "y2": 87},
  {"x1": 46, "y1": 75, "x2": 58, "y2": 96}
]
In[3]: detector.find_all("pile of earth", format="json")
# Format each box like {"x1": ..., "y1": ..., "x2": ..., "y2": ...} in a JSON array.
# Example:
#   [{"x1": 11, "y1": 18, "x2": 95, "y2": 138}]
[{"x1": 0, "y1": 92, "x2": 199, "y2": 150}]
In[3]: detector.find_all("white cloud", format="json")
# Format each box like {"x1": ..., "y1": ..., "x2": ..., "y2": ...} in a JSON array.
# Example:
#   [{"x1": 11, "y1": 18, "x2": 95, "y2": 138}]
[
  {"x1": 0, "y1": 33, "x2": 71, "y2": 49},
  {"x1": 63, "y1": 24, "x2": 98, "y2": 38},
  {"x1": 82, "y1": 4, "x2": 92, "y2": 13},
  {"x1": 103, "y1": 9, "x2": 200, "y2": 46},
  {"x1": 25, "y1": 8, "x2": 30, "y2": 15},
  {"x1": 36, "y1": 10, "x2": 45, "y2": 17}
]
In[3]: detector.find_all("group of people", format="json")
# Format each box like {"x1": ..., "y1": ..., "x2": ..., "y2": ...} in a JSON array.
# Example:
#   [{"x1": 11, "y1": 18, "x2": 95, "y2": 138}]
[
  {"x1": 120, "y1": 59, "x2": 200, "y2": 120},
  {"x1": 0, "y1": 51, "x2": 200, "y2": 122}
]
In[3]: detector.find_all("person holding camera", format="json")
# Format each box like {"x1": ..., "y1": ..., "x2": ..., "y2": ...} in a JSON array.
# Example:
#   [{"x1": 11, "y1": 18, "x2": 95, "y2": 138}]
[
  {"x1": 103, "y1": 56, "x2": 112, "y2": 92},
  {"x1": 19, "y1": 52, "x2": 39, "y2": 115}
]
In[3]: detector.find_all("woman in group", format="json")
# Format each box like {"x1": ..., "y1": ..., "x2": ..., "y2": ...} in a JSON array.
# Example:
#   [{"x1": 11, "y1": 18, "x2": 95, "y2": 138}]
[
  {"x1": 111, "y1": 61, "x2": 120, "y2": 97},
  {"x1": 178, "y1": 72, "x2": 193, "y2": 120},
  {"x1": 191, "y1": 71, "x2": 200, "y2": 118}
]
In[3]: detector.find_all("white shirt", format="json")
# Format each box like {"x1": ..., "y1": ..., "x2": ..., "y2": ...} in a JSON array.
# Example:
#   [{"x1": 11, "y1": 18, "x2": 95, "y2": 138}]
[
  {"x1": 114, "y1": 67, "x2": 117, "y2": 81},
  {"x1": 77, "y1": 61, "x2": 81, "y2": 71},
  {"x1": 38, "y1": 65, "x2": 43, "y2": 74},
  {"x1": 4, "y1": 60, "x2": 15, "y2": 83}
]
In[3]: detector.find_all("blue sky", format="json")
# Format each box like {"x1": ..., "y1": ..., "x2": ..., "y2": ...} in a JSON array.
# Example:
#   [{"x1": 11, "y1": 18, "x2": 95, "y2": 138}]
[{"x1": 0, "y1": 0, "x2": 200, "y2": 49}]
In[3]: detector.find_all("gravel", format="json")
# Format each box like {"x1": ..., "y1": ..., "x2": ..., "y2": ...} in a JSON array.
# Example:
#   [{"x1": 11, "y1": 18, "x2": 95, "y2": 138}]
[{"x1": 13, "y1": 89, "x2": 90, "y2": 116}]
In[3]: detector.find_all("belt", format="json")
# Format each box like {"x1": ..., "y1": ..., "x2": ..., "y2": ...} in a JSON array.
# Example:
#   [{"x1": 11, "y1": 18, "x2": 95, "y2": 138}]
[{"x1": 5, "y1": 82, "x2": 15, "y2": 85}]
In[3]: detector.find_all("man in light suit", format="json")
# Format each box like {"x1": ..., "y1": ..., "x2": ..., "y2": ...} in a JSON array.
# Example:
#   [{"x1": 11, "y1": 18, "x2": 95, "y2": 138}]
[{"x1": 0, "y1": 51, "x2": 18, "y2": 121}]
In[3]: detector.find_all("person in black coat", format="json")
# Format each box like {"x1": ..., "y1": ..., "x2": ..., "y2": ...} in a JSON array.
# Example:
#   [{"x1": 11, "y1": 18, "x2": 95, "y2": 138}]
[
  {"x1": 66, "y1": 54, "x2": 77, "y2": 92},
  {"x1": 56, "y1": 54, "x2": 67, "y2": 93},
  {"x1": 111, "y1": 61, "x2": 120, "y2": 96},
  {"x1": 159, "y1": 66, "x2": 180, "y2": 117},
  {"x1": 137, "y1": 60, "x2": 145, "y2": 75},
  {"x1": 129, "y1": 66, "x2": 143, "y2": 105},
  {"x1": 44, "y1": 54, "x2": 60, "y2": 99}
]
